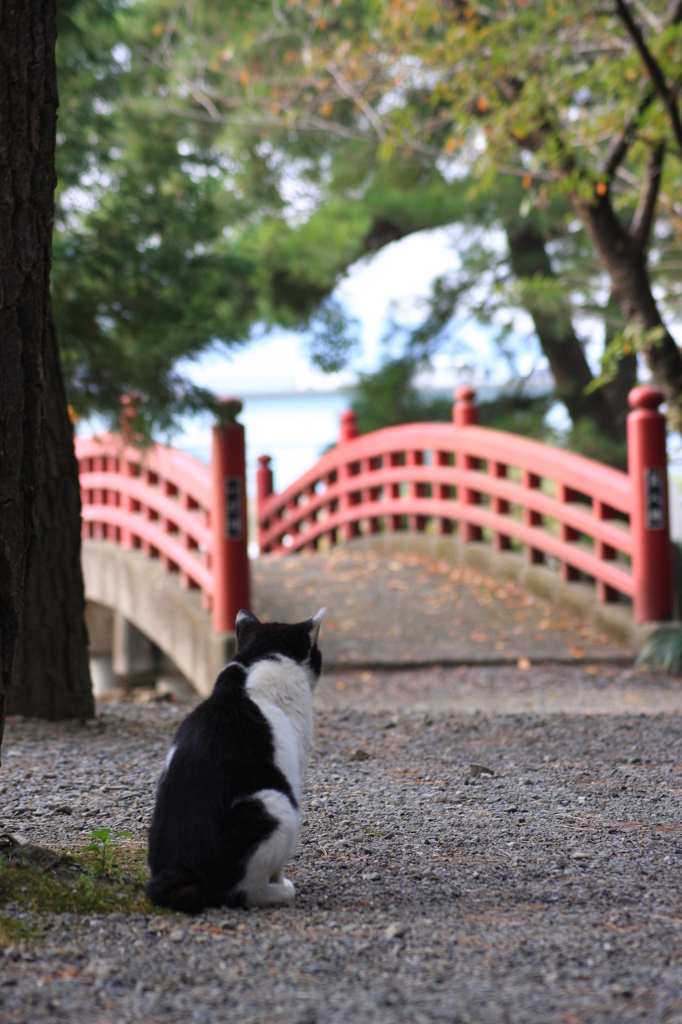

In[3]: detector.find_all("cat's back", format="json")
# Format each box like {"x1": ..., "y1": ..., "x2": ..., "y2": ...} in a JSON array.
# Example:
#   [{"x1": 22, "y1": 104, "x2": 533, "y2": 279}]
[{"x1": 163, "y1": 662, "x2": 283, "y2": 795}]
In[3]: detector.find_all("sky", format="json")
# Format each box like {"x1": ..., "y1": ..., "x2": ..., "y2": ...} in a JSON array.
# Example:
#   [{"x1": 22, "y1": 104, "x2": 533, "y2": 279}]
[
  {"x1": 178, "y1": 223, "x2": 528, "y2": 397},
  {"x1": 167, "y1": 223, "x2": 565, "y2": 506}
]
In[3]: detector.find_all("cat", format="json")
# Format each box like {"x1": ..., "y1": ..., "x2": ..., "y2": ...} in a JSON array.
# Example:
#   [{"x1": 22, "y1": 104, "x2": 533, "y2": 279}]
[{"x1": 145, "y1": 607, "x2": 325, "y2": 914}]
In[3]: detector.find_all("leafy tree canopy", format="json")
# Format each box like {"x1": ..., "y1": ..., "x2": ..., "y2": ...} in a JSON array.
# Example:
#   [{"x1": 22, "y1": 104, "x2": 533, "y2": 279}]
[
  {"x1": 55, "y1": 0, "x2": 682, "y2": 437},
  {"x1": 146, "y1": 0, "x2": 682, "y2": 421}
]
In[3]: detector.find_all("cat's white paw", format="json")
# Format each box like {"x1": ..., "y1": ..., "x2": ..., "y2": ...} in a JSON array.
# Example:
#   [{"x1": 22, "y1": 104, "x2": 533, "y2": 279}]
[
  {"x1": 265, "y1": 879, "x2": 295, "y2": 906},
  {"x1": 245, "y1": 877, "x2": 295, "y2": 907}
]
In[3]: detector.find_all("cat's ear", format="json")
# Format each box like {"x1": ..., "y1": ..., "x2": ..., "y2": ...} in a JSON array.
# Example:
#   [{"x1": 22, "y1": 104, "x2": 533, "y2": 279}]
[
  {"x1": 235, "y1": 609, "x2": 259, "y2": 640},
  {"x1": 307, "y1": 607, "x2": 326, "y2": 646}
]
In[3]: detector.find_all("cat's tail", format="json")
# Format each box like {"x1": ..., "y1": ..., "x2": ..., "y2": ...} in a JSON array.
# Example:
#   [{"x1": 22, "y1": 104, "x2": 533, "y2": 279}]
[{"x1": 145, "y1": 868, "x2": 207, "y2": 915}]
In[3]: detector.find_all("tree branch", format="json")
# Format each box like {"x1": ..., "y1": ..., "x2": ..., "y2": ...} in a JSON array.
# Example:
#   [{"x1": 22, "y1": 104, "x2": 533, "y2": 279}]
[
  {"x1": 325, "y1": 64, "x2": 386, "y2": 140},
  {"x1": 668, "y1": 1, "x2": 682, "y2": 25},
  {"x1": 614, "y1": 0, "x2": 682, "y2": 156},
  {"x1": 602, "y1": 86, "x2": 655, "y2": 177},
  {"x1": 632, "y1": 0, "x2": 663, "y2": 32},
  {"x1": 630, "y1": 141, "x2": 665, "y2": 250}
]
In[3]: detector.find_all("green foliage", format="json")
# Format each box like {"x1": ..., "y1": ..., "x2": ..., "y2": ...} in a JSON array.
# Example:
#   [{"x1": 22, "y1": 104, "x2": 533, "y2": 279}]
[
  {"x1": 587, "y1": 323, "x2": 668, "y2": 394},
  {"x1": 561, "y1": 419, "x2": 628, "y2": 471},
  {"x1": 307, "y1": 299, "x2": 360, "y2": 373},
  {"x1": 54, "y1": 0, "x2": 257, "y2": 433},
  {"x1": 83, "y1": 828, "x2": 133, "y2": 877},
  {"x1": 352, "y1": 357, "x2": 452, "y2": 434},
  {"x1": 0, "y1": 839, "x2": 157, "y2": 926},
  {"x1": 0, "y1": 912, "x2": 36, "y2": 949},
  {"x1": 53, "y1": 0, "x2": 682, "y2": 438},
  {"x1": 636, "y1": 626, "x2": 682, "y2": 676},
  {"x1": 477, "y1": 394, "x2": 556, "y2": 440}
]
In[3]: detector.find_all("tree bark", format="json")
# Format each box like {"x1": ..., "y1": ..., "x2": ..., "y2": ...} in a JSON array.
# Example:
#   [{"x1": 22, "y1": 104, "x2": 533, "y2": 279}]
[
  {"x1": 574, "y1": 192, "x2": 682, "y2": 430},
  {"x1": 0, "y1": 0, "x2": 59, "y2": 757},
  {"x1": 504, "y1": 221, "x2": 625, "y2": 441},
  {"x1": 601, "y1": 294, "x2": 637, "y2": 438},
  {"x1": 8, "y1": 315, "x2": 94, "y2": 720}
]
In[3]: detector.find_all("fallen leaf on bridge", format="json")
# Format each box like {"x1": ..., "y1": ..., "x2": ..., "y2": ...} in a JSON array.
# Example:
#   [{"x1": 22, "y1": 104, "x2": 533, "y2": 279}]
[
  {"x1": 517, "y1": 657, "x2": 532, "y2": 670},
  {"x1": 469, "y1": 632, "x2": 489, "y2": 642},
  {"x1": 569, "y1": 646, "x2": 586, "y2": 659}
]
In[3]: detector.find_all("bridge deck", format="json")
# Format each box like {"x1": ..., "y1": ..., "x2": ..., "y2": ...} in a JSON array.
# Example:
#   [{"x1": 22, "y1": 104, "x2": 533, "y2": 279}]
[{"x1": 252, "y1": 538, "x2": 634, "y2": 670}]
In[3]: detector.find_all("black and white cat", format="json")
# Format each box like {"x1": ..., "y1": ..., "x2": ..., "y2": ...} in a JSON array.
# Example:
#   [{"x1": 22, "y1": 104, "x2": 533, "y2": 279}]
[{"x1": 146, "y1": 607, "x2": 325, "y2": 914}]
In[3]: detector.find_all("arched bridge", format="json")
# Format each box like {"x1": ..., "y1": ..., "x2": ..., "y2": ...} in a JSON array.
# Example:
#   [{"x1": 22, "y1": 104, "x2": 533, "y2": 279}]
[
  {"x1": 78, "y1": 387, "x2": 673, "y2": 694},
  {"x1": 77, "y1": 403, "x2": 249, "y2": 696}
]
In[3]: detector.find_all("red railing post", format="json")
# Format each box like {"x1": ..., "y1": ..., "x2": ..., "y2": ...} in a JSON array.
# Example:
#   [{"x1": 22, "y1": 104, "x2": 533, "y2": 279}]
[
  {"x1": 257, "y1": 455, "x2": 274, "y2": 553},
  {"x1": 339, "y1": 410, "x2": 360, "y2": 542},
  {"x1": 211, "y1": 399, "x2": 250, "y2": 632},
  {"x1": 406, "y1": 449, "x2": 426, "y2": 532},
  {"x1": 627, "y1": 386, "x2": 672, "y2": 622},
  {"x1": 454, "y1": 387, "x2": 482, "y2": 542},
  {"x1": 523, "y1": 471, "x2": 544, "y2": 564},
  {"x1": 119, "y1": 395, "x2": 138, "y2": 550},
  {"x1": 435, "y1": 450, "x2": 453, "y2": 535},
  {"x1": 491, "y1": 461, "x2": 511, "y2": 550},
  {"x1": 557, "y1": 484, "x2": 580, "y2": 582}
]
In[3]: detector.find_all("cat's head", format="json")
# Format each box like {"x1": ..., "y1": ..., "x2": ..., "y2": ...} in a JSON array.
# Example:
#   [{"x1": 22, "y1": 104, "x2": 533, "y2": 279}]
[{"x1": 234, "y1": 608, "x2": 326, "y2": 685}]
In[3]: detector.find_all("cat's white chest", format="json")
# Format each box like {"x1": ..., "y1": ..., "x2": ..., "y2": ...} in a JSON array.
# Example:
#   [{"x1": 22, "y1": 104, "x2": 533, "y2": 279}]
[{"x1": 244, "y1": 657, "x2": 314, "y2": 796}]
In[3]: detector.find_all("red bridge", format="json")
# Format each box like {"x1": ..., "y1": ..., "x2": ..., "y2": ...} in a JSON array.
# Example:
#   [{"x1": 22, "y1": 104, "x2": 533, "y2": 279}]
[
  {"x1": 257, "y1": 386, "x2": 672, "y2": 625},
  {"x1": 77, "y1": 386, "x2": 672, "y2": 675}
]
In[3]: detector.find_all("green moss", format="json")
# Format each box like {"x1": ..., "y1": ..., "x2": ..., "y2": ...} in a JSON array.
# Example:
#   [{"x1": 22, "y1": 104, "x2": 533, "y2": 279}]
[
  {"x1": 0, "y1": 844, "x2": 168, "y2": 933},
  {"x1": 0, "y1": 914, "x2": 38, "y2": 947}
]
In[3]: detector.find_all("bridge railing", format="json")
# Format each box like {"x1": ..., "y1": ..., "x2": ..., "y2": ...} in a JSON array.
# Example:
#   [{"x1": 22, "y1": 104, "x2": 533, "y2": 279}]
[
  {"x1": 257, "y1": 386, "x2": 672, "y2": 623},
  {"x1": 76, "y1": 400, "x2": 249, "y2": 633}
]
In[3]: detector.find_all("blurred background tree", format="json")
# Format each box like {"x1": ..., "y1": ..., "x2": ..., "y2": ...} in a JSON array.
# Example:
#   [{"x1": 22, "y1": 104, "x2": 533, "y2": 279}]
[{"x1": 52, "y1": 0, "x2": 682, "y2": 454}]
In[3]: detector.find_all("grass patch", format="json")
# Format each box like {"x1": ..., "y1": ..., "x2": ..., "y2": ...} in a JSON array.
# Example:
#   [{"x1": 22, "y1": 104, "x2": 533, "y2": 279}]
[
  {"x1": 0, "y1": 913, "x2": 38, "y2": 947},
  {"x1": 637, "y1": 626, "x2": 682, "y2": 676},
  {"x1": 0, "y1": 836, "x2": 168, "y2": 933}
]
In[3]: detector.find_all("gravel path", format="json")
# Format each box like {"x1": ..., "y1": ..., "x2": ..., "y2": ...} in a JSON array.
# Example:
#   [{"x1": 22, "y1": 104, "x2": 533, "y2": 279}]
[{"x1": 1, "y1": 667, "x2": 682, "y2": 1024}]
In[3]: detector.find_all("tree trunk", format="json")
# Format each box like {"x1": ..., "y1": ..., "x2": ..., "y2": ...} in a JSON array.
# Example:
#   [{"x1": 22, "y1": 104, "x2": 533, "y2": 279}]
[
  {"x1": 601, "y1": 294, "x2": 637, "y2": 439},
  {"x1": 8, "y1": 315, "x2": 94, "y2": 720},
  {"x1": 0, "y1": 0, "x2": 58, "y2": 758},
  {"x1": 504, "y1": 221, "x2": 624, "y2": 441},
  {"x1": 575, "y1": 193, "x2": 682, "y2": 430}
]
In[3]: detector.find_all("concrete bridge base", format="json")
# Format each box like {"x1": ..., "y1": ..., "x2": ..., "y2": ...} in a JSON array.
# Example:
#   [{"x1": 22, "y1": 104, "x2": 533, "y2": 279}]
[{"x1": 82, "y1": 540, "x2": 235, "y2": 696}]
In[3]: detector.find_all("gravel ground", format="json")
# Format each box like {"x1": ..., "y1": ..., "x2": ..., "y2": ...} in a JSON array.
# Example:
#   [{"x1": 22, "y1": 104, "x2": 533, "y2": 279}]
[{"x1": 1, "y1": 667, "x2": 682, "y2": 1024}]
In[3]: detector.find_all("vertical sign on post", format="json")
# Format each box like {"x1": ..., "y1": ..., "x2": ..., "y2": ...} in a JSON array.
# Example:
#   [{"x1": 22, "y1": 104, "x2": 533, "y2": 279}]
[
  {"x1": 644, "y1": 468, "x2": 665, "y2": 530},
  {"x1": 211, "y1": 398, "x2": 250, "y2": 633},
  {"x1": 225, "y1": 477, "x2": 243, "y2": 538},
  {"x1": 627, "y1": 386, "x2": 672, "y2": 623}
]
